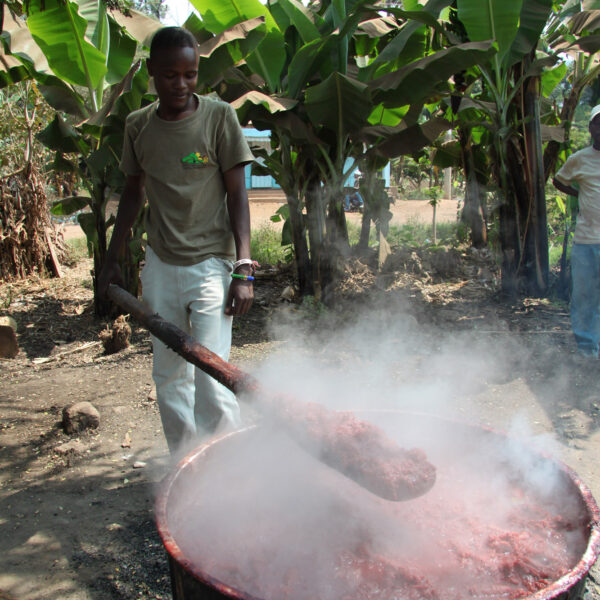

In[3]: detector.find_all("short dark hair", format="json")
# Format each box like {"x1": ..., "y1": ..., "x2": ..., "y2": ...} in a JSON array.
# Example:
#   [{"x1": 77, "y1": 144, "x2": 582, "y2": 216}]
[{"x1": 150, "y1": 27, "x2": 198, "y2": 61}]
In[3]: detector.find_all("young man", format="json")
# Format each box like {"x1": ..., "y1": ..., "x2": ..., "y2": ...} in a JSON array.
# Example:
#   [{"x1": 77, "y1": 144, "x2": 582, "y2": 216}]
[
  {"x1": 99, "y1": 27, "x2": 255, "y2": 453},
  {"x1": 553, "y1": 105, "x2": 600, "y2": 359}
]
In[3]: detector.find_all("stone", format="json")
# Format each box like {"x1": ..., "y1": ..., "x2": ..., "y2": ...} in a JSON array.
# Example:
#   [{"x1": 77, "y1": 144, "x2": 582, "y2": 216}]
[
  {"x1": 55, "y1": 439, "x2": 87, "y2": 455},
  {"x1": 62, "y1": 401, "x2": 100, "y2": 434},
  {"x1": 0, "y1": 316, "x2": 18, "y2": 359}
]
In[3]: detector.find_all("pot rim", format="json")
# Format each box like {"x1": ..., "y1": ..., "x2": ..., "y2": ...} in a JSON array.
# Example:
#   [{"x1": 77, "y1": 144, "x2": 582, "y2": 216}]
[{"x1": 155, "y1": 412, "x2": 600, "y2": 600}]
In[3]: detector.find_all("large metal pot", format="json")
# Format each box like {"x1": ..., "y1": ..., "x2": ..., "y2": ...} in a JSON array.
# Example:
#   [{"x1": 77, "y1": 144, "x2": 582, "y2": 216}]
[{"x1": 155, "y1": 412, "x2": 600, "y2": 600}]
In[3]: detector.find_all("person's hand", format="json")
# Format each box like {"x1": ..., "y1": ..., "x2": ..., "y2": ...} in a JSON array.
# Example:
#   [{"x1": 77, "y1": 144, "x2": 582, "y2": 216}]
[
  {"x1": 98, "y1": 259, "x2": 124, "y2": 300},
  {"x1": 225, "y1": 277, "x2": 254, "y2": 316}
]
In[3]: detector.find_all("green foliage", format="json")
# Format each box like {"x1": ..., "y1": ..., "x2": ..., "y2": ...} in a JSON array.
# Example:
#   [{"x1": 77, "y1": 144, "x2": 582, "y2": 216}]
[
  {"x1": 347, "y1": 221, "x2": 373, "y2": 246},
  {"x1": 269, "y1": 203, "x2": 293, "y2": 246},
  {"x1": 387, "y1": 218, "x2": 460, "y2": 249},
  {"x1": 50, "y1": 196, "x2": 89, "y2": 215},
  {"x1": 546, "y1": 183, "x2": 577, "y2": 268},
  {"x1": 131, "y1": 0, "x2": 167, "y2": 20},
  {"x1": 1, "y1": 0, "x2": 166, "y2": 312},
  {"x1": 221, "y1": 0, "x2": 502, "y2": 297},
  {"x1": 298, "y1": 295, "x2": 327, "y2": 318},
  {"x1": 65, "y1": 236, "x2": 91, "y2": 263},
  {"x1": 27, "y1": 0, "x2": 109, "y2": 91},
  {"x1": 190, "y1": 0, "x2": 285, "y2": 92},
  {"x1": 548, "y1": 243, "x2": 566, "y2": 267},
  {"x1": 426, "y1": 185, "x2": 442, "y2": 206},
  {"x1": 250, "y1": 223, "x2": 292, "y2": 266},
  {"x1": 0, "y1": 285, "x2": 14, "y2": 310}
]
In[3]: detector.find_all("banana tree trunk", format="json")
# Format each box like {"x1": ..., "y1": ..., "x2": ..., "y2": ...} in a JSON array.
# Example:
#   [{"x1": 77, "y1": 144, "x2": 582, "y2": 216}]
[
  {"x1": 322, "y1": 191, "x2": 349, "y2": 304},
  {"x1": 497, "y1": 59, "x2": 548, "y2": 298},
  {"x1": 358, "y1": 209, "x2": 371, "y2": 252},
  {"x1": 325, "y1": 192, "x2": 349, "y2": 249},
  {"x1": 458, "y1": 125, "x2": 487, "y2": 248},
  {"x1": 287, "y1": 193, "x2": 314, "y2": 297},
  {"x1": 91, "y1": 185, "x2": 110, "y2": 316},
  {"x1": 520, "y1": 72, "x2": 548, "y2": 296},
  {"x1": 495, "y1": 136, "x2": 521, "y2": 298},
  {"x1": 305, "y1": 177, "x2": 327, "y2": 300}
]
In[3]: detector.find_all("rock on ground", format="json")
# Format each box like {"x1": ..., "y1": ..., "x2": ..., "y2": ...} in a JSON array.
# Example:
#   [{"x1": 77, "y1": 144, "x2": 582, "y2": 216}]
[{"x1": 62, "y1": 401, "x2": 100, "y2": 434}]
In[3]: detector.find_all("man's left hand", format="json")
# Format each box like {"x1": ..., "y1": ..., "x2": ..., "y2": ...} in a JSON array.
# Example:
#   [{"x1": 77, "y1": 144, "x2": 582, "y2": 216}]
[{"x1": 225, "y1": 278, "x2": 254, "y2": 316}]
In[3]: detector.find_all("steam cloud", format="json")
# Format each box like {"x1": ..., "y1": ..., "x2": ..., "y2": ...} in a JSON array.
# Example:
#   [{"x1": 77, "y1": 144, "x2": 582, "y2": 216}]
[{"x1": 163, "y1": 306, "x2": 590, "y2": 600}]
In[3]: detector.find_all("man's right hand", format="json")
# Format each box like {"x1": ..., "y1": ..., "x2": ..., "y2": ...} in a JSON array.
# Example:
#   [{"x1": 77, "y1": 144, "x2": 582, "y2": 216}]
[{"x1": 98, "y1": 260, "x2": 124, "y2": 299}]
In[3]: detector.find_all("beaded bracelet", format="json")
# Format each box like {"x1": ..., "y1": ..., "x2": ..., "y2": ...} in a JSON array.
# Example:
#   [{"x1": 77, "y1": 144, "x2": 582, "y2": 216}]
[{"x1": 231, "y1": 273, "x2": 255, "y2": 281}]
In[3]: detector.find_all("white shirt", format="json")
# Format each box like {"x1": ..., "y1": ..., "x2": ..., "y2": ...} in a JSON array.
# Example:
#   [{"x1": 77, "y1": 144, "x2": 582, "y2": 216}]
[{"x1": 555, "y1": 145, "x2": 600, "y2": 244}]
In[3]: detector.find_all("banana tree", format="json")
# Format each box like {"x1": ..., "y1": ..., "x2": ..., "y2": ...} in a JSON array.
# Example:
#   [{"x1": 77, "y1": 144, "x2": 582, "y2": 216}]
[
  {"x1": 450, "y1": 0, "x2": 600, "y2": 296},
  {"x1": 2, "y1": 0, "x2": 269, "y2": 314},
  {"x1": 450, "y1": 0, "x2": 557, "y2": 297},
  {"x1": 543, "y1": 1, "x2": 600, "y2": 178},
  {"x1": 191, "y1": 0, "x2": 496, "y2": 300},
  {"x1": 5, "y1": 0, "x2": 160, "y2": 314}
]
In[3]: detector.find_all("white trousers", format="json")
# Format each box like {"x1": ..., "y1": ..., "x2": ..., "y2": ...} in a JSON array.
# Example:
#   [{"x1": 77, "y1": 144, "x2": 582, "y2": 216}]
[{"x1": 141, "y1": 246, "x2": 240, "y2": 454}]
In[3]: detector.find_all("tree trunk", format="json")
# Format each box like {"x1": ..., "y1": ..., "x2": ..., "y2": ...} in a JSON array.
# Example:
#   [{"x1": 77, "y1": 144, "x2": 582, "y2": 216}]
[
  {"x1": 358, "y1": 209, "x2": 371, "y2": 252},
  {"x1": 557, "y1": 220, "x2": 572, "y2": 301},
  {"x1": 305, "y1": 178, "x2": 326, "y2": 300},
  {"x1": 92, "y1": 188, "x2": 111, "y2": 316},
  {"x1": 497, "y1": 58, "x2": 548, "y2": 298},
  {"x1": 94, "y1": 186, "x2": 144, "y2": 317},
  {"x1": 325, "y1": 191, "x2": 349, "y2": 249},
  {"x1": 458, "y1": 126, "x2": 487, "y2": 248},
  {"x1": 322, "y1": 190, "x2": 349, "y2": 304},
  {"x1": 287, "y1": 193, "x2": 314, "y2": 297},
  {"x1": 521, "y1": 73, "x2": 548, "y2": 296},
  {"x1": 496, "y1": 140, "x2": 521, "y2": 298}
]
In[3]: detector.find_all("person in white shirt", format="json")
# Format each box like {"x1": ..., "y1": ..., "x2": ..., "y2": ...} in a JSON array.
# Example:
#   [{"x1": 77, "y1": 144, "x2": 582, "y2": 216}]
[{"x1": 553, "y1": 105, "x2": 600, "y2": 359}]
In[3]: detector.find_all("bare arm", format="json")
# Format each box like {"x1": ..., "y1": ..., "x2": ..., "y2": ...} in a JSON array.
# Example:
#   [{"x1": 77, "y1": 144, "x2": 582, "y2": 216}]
[
  {"x1": 98, "y1": 173, "x2": 145, "y2": 297},
  {"x1": 553, "y1": 176, "x2": 579, "y2": 198},
  {"x1": 223, "y1": 164, "x2": 253, "y2": 316}
]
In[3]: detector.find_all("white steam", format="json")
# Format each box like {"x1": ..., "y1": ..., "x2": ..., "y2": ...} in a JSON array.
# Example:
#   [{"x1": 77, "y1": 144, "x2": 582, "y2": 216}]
[{"x1": 163, "y1": 307, "x2": 591, "y2": 600}]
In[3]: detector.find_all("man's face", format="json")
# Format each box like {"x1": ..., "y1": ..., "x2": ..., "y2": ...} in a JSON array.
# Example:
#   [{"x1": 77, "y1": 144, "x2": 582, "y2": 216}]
[
  {"x1": 589, "y1": 114, "x2": 600, "y2": 148},
  {"x1": 147, "y1": 45, "x2": 199, "y2": 114}
]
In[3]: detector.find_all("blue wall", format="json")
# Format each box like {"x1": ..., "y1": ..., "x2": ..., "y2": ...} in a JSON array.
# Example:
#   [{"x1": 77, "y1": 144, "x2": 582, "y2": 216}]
[
  {"x1": 244, "y1": 128, "x2": 280, "y2": 189},
  {"x1": 244, "y1": 128, "x2": 390, "y2": 190}
]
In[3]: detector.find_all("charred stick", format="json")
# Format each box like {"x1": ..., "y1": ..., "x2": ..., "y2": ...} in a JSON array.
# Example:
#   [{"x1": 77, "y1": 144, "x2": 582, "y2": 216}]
[
  {"x1": 107, "y1": 284, "x2": 436, "y2": 502},
  {"x1": 107, "y1": 284, "x2": 257, "y2": 396}
]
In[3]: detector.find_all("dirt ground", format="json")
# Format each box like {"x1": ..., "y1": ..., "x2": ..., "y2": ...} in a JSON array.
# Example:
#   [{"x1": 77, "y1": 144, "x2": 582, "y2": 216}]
[
  {"x1": 249, "y1": 197, "x2": 461, "y2": 228},
  {"x1": 59, "y1": 198, "x2": 460, "y2": 240},
  {"x1": 3, "y1": 201, "x2": 600, "y2": 600}
]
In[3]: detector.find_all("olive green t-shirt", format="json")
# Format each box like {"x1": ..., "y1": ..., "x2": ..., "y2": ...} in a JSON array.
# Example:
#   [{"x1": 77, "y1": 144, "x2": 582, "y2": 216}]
[{"x1": 120, "y1": 95, "x2": 254, "y2": 265}]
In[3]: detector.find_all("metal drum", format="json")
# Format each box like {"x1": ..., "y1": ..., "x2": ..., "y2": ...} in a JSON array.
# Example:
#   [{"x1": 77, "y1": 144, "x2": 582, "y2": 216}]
[{"x1": 156, "y1": 413, "x2": 600, "y2": 600}]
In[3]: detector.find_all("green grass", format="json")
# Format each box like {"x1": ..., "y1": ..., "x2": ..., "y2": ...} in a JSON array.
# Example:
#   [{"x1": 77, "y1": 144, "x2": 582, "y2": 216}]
[
  {"x1": 251, "y1": 219, "x2": 465, "y2": 266},
  {"x1": 549, "y1": 243, "x2": 569, "y2": 267},
  {"x1": 67, "y1": 219, "x2": 465, "y2": 271},
  {"x1": 250, "y1": 223, "x2": 291, "y2": 265},
  {"x1": 348, "y1": 219, "x2": 464, "y2": 249},
  {"x1": 65, "y1": 236, "x2": 90, "y2": 264},
  {"x1": 386, "y1": 219, "x2": 463, "y2": 248}
]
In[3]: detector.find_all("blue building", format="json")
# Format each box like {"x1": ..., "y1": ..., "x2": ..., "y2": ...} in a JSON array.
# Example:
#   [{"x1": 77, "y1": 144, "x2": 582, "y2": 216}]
[{"x1": 243, "y1": 128, "x2": 279, "y2": 189}]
